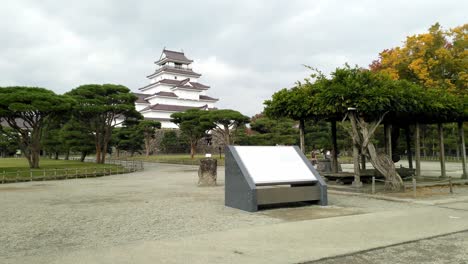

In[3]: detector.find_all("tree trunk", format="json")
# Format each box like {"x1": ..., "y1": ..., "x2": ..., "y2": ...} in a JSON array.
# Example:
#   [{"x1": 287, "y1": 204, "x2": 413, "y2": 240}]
[
  {"x1": 367, "y1": 142, "x2": 403, "y2": 190},
  {"x1": 100, "y1": 145, "x2": 107, "y2": 164},
  {"x1": 299, "y1": 119, "x2": 305, "y2": 153},
  {"x1": 405, "y1": 126, "x2": 413, "y2": 169},
  {"x1": 64, "y1": 150, "x2": 70, "y2": 160},
  {"x1": 459, "y1": 121, "x2": 467, "y2": 179},
  {"x1": 347, "y1": 113, "x2": 403, "y2": 190},
  {"x1": 95, "y1": 146, "x2": 101, "y2": 164},
  {"x1": 361, "y1": 154, "x2": 366, "y2": 170},
  {"x1": 352, "y1": 144, "x2": 361, "y2": 187},
  {"x1": 54, "y1": 152, "x2": 59, "y2": 160},
  {"x1": 348, "y1": 112, "x2": 362, "y2": 187},
  {"x1": 29, "y1": 128, "x2": 41, "y2": 168},
  {"x1": 415, "y1": 123, "x2": 421, "y2": 178},
  {"x1": 331, "y1": 120, "x2": 339, "y2": 173},
  {"x1": 145, "y1": 138, "x2": 150, "y2": 157},
  {"x1": 438, "y1": 123, "x2": 446, "y2": 178},
  {"x1": 80, "y1": 151, "x2": 87, "y2": 162},
  {"x1": 224, "y1": 124, "x2": 231, "y2": 145},
  {"x1": 31, "y1": 148, "x2": 40, "y2": 168},
  {"x1": 385, "y1": 123, "x2": 392, "y2": 159},
  {"x1": 190, "y1": 141, "x2": 196, "y2": 159}
]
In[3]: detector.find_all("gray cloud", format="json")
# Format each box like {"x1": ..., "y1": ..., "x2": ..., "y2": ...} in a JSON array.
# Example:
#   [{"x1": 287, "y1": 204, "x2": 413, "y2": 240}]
[{"x1": 1, "y1": 0, "x2": 466, "y2": 116}]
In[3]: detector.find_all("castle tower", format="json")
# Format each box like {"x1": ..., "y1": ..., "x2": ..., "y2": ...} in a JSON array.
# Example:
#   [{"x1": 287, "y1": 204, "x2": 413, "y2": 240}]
[{"x1": 134, "y1": 49, "x2": 218, "y2": 128}]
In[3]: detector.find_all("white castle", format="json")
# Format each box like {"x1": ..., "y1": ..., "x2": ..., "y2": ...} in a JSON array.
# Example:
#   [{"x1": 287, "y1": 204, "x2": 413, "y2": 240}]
[{"x1": 134, "y1": 49, "x2": 218, "y2": 128}]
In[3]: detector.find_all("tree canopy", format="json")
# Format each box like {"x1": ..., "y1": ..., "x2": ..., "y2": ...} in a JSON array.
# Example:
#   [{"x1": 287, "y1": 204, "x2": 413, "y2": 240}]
[
  {"x1": 66, "y1": 84, "x2": 141, "y2": 163},
  {"x1": 264, "y1": 86, "x2": 315, "y2": 152},
  {"x1": 0, "y1": 87, "x2": 73, "y2": 168},
  {"x1": 202, "y1": 109, "x2": 249, "y2": 145},
  {"x1": 370, "y1": 23, "x2": 467, "y2": 95},
  {"x1": 305, "y1": 65, "x2": 465, "y2": 124},
  {"x1": 237, "y1": 115, "x2": 298, "y2": 146},
  {"x1": 171, "y1": 109, "x2": 214, "y2": 158}
]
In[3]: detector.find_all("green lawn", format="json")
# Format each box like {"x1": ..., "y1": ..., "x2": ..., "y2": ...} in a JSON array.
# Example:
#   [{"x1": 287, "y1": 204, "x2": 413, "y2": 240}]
[{"x1": 0, "y1": 158, "x2": 124, "y2": 183}]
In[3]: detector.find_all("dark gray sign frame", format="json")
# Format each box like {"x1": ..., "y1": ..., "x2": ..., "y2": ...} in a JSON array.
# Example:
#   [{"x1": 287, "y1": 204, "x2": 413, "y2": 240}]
[{"x1": 225, "y1": 146, "x2": 327, "y2": 212}]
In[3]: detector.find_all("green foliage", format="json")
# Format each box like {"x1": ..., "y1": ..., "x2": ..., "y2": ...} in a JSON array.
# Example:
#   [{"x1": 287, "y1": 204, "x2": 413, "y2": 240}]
[
  {"x1": 0, "y1": 126, "x2": 19, "y2": 157},
  {"x1": 60, "y1": 118, "x2": 95, "y2": 155},
  {"x1": 0, "y1": 86, "x2": 73, "y2": 168},
  {"x1": 304, "y1": 120, "x2": 331, "y2": 151},
  {"x1": 138, "y1": 120, "x2": 162, "y2": 138},
  {"x1": 202, "y1": 109, "x2": 249, "y2": 144},
  {"x1": 238, "y1": 116, "x2": 297, "y2": 146},
  {"x1": 41, "y1": 127, "x2": 66, "y2": 157},
  {"x1": 66, "y1": 84, "x2": 141, "y2": 163},
  {"x1": 171, "y1": 109, "x2": 215, "y2": 157},
  {"x1": 160, "y1": 130, "x2": 189, "y2": 153},
  {"x1": 112, "y1": 125, "x2": 144, "y2": 155},
  {"x1": 308, "y1": 65, "x2": 465, "y2": 123},
  {"x1": 264, "y1": 86, "x2": 315, "y2": 120}
]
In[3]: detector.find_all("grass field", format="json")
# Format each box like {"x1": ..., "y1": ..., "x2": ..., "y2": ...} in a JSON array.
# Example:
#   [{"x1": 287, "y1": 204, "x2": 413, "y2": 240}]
[{"x1": 0, "y1": 158, "x2": 123, "y2": 182}]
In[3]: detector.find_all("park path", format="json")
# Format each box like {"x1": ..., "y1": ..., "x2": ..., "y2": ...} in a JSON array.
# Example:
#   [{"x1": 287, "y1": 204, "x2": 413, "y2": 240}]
[
  {"x1": 2, "y1": 162, "x2": 468, "y2": 264},
  {"x1": 23, "y1": 201, "x2": 468, "y2": 264}
]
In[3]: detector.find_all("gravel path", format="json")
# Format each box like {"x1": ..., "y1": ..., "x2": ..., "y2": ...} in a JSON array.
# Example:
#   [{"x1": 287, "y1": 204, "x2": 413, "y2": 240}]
[
  {"x1": 1, "y1": 162, "x2": 463, "y2": 263},
  {"x1": 0, "y1": 163, "x2": 283, "y2": 260}
]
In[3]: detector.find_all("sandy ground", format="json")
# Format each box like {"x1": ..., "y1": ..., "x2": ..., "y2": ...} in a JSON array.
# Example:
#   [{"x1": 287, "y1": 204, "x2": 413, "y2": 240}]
[{"x1": 1, "y1": 162, "x2": 467, "y2": 263}]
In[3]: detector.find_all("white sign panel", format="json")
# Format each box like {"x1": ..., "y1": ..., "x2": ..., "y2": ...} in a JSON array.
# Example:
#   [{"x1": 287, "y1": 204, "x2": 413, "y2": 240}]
[{"x1": 234, "y1": 146, "x2": 317, "y2": 185}]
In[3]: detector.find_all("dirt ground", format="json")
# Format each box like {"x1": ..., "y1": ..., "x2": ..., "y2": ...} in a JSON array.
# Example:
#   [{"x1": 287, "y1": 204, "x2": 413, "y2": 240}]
[{"x1": 1, "y1": 162, "x2": 467, "y2": 264}]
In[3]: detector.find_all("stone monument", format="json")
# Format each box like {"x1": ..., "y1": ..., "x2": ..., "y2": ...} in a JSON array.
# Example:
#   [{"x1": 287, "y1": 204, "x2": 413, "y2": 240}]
[{"x1": 198, "y1": 158, "x2": 217, "y2": 186}]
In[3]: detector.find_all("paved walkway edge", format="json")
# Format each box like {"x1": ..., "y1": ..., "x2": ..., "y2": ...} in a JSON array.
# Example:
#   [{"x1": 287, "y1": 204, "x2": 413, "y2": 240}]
[{"x1": 31, "y1": 206, "x2": 468, "y2": 264}]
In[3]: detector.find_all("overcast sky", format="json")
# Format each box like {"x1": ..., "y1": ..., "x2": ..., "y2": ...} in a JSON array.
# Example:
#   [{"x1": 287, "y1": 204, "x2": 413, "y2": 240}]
[{"x1": 1, "y1": 0, "x2": 466, "y2": 116}]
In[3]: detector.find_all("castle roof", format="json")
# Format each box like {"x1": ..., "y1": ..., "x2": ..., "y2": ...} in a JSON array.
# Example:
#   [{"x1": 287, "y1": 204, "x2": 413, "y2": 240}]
[
  {"x1": 139, "y1": 78, "x2": 209, "y2": 91},
  {"x1": 155, "y1": 91, "x2": 178, "y2": 98},
  {"x1": 134, "y1": 93, "x2": 150, "y2": 104},
  {"x1": 140, "y1": 104, "x2": 210, "y2": 112},
  {"x1": 147, "y1": 66, "x2": 202, "y2": 79},
  {"x1": 199, "y1": 95, "x2": 218, "y2": 101},
  {"x1": 155, "y1": 49, "x2": 193, "y2": 65}
]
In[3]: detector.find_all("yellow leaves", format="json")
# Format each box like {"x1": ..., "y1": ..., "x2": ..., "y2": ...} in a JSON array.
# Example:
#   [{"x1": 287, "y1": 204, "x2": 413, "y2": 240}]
[
  {"x1": 371, "y1": 23, "x2": 467, "y2": 94},
  {"x1": 408, "y1": 58, "x2": 429, "y2": 80}
]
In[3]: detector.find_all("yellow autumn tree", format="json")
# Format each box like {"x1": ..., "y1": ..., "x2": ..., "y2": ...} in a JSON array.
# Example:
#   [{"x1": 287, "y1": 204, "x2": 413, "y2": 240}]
[{"x1": 370, "y1": 23, "x2": 467, "y2": 95}]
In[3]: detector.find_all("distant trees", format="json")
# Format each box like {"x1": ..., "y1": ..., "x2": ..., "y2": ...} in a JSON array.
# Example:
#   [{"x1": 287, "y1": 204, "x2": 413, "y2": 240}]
[
  {"x1": 60, "y1": 118, "x2": 95, "y2": 162},
  {"x1": 237, "y1": 115, "x2": 297, "y2": 146},
  {"x1": 171, "y1": 109, "x2": 214, "y2": 159},
  {"x1": 113, "y1": 125, "x2": 144, "y2": 157},
  {"x1": 0, "y1": 126, "x2": 19, "y2": 157},
  {"x1": 0, "y1": 87, "x2": 73, "y2": 168},
  {"x1": 138, "y1": 120, "x2": 162, "y2": 157},
  {"x1": 159, "y1": 130, "x2": 189, "y2": 154},
  {"x1": 66, "y1": 84, "x2": 141, "y2": 164},
  {"x1": 202, "y1": 109, "x2": 249, "y2": 145}
]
